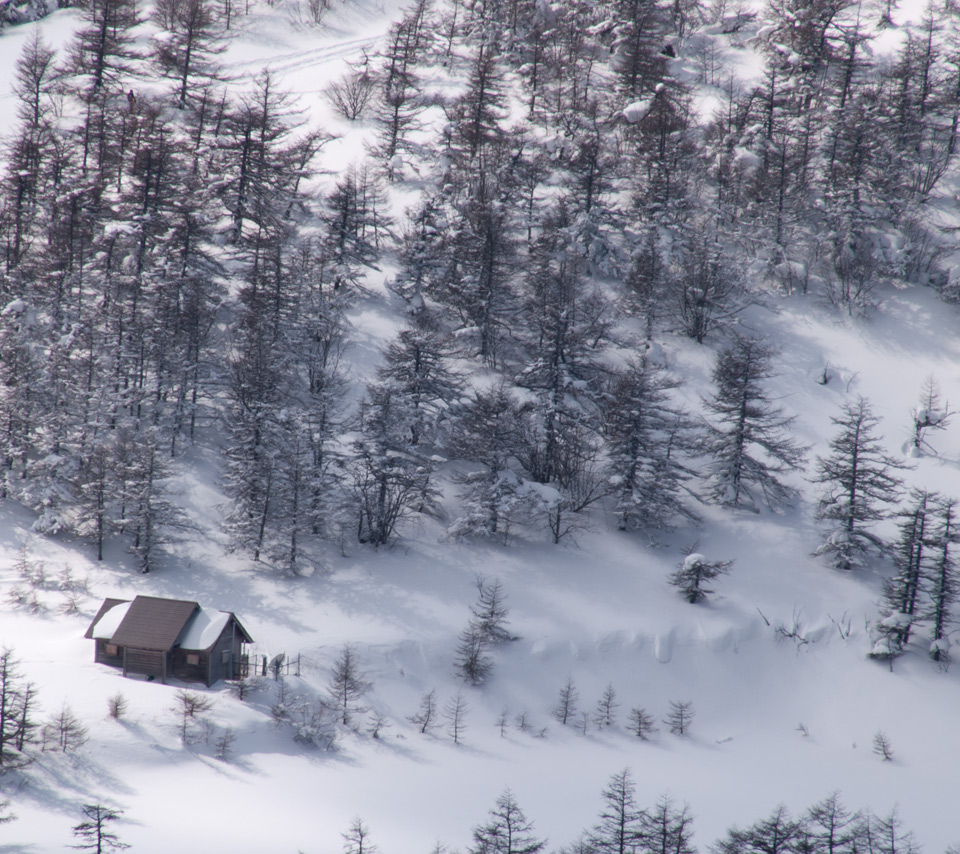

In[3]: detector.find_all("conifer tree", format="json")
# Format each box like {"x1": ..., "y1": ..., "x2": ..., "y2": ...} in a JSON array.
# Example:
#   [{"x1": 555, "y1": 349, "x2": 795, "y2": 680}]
[
  {"x1": 71, "y1": 804, "x2": 129, "y2": 853},
  {"x1": 448, "y1": 384, "x2": 529, "y2": 540},
  {"x1": 640, "y1": 795, "x2": 696, "y2": 854},
  {"x1": 813, "y1": 397, "x2": 906, "y2": 570},
  {"x1": 555, "y1": 677, "x2": 579, "y2": 726},
  {"x1": 588, "y1": 768, "x2": 644, "y2": 854},
  {"x1": 925, "y1": 496, "x2": 959, "y2": 662},
  {"x1": 669, "y1": 550, "x2": 733, "y2": 604},
  {"x1": 153, "y1": 0, "x2": 225, "y2": 109},
  {"x1": 703, "y1": 337, "x2": 806, "y2": 510},
  {"x1": 327, "y1": 644, "x2": 370, "y2": 727},
  {"x1": 603, "y1": 353, "x2": 699, "y2": 535},
  {"x1": 468, "y1": 790, "x2": 546, "y2": 854},
  {"x1": 876, "y1": 489, "x2": 935, "y2": 654}
]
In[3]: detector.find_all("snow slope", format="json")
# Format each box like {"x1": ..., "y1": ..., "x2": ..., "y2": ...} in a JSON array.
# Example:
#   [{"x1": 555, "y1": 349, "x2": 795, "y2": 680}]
[{"x1": 3, "y1": 286, "x2": 960, "y2": 851}]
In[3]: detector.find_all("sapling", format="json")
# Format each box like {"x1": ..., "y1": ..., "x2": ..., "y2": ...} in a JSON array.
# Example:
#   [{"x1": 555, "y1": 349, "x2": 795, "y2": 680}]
[
  {"x1": 873, "y1": 730, "x2": 894, "y2": 761},
  {"x1": 665, "y1": 700, "x2": 695, "y2": 735}
]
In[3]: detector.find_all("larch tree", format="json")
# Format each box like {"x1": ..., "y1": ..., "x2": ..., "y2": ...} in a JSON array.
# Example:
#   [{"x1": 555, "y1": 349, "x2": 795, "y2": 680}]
[
  {"x1": 925, "y1": 496, "x2": 959, "y2": 662},
  {"x1": 812, "y1": 396, "x2": 906, "y2": 570},
  {"x1": 876, "y1": 489, "x2": 935, "y2": 655},
  {"x1": 152, "y1": 0, "x2": 226, "y2": 110},
  {"x1": 702, "y1": 337, "x2": 806, "y2": 510},
  {"x1": 669, "y1": 550, "x2": 733, "y2": 604},
  {"x1": 327, "y1": 644, "x2": 371, "y2": 727},
  {"x1": 588, "y1": 768, "x2": 644, "y2": 854},
  {"x1": 70, "y1": 804, "x2": 129, "y2": 853},
  {"x1": 604, "y1": 352, "x2": 699, "y2": 535},
  {"x1": 468, "y1": 790, "x2": 546, "y2": 854},
  {"x1": 640, "y1": 795, "x2": 696, "y2": 854}
]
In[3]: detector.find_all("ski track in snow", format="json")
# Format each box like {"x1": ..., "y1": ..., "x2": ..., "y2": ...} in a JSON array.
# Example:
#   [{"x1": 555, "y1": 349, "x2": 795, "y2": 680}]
[{"x1": 223, "y1": 34, "x2": 379, "y2": 80}]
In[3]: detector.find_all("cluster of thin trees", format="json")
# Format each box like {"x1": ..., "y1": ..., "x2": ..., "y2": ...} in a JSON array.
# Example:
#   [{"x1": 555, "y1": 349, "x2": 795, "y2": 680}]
[
  {"x1": 1, "y1": 0, "x2": 958, "y2": 602},
  {"x1": 341, "y1": 775, "x2": 939, "y2": 854}
]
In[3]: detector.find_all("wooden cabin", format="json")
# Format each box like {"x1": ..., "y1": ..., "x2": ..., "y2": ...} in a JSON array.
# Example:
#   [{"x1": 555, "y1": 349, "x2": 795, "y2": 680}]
[{"x1": 85, "y1": 595, "x2": 253, "y2": 687}]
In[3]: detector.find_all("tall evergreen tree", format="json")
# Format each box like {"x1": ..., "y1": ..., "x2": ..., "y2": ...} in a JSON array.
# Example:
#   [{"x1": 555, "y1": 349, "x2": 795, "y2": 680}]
[
  {"x1": 812, "y1": 397, "x2": 905, "y2": 570},
  {"x1": 876, "y1": 489, "x2": 935, "y2": 654},
  {"x1": 640, "y1": 795, "x2": 696, "y2": 854},
  {"x1": 588, "y1": 768, "x2": 644, "y2": 854},
  {"x1": 468, "y1": 790, "x2": 546, "y2": 854},
  {"x1": 604, "y1": 353, "x2": 699, "y2": 535},
  {"x1": 925, "y1": 496, "x2": 959, "y2": 662},
  {"x1": 702, "y1": 337, "x2": 806, "y2": 510}
]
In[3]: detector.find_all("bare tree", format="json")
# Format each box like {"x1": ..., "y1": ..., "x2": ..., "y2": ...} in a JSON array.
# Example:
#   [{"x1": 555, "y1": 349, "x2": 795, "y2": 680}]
[
  {"x1": 326, "y1": 64, "x2": 375, "y2": 120},
  {"x1": 42, "y1": 703, "x2": 88, "y2": 752},
  {"x1": 444, "y1": 690, "x2": 469, "y2": 745},
  {"x1": 327, "y1": 644, "x2": 371, "y2": 726},
  {"x1": 593, "y1": 684, "x2": 619, "y2": 729},
  {"x1": 873, "y1": 730, "x2": 894, "y2": 761},
  {"x1": 911, "y1": 375, "x2": 954, "y2": 454},
  {"x1": 627, "y1": 707, "x2": 657, "y2": 739},
  {"x1": 172, "y1": 689, "x2": 213, "y2": 742},
  {"x1": 409, "y1": 689, "x2": 439, "y2": 734},
  {"x1": 664, "y1": 700, "x2": 695, "y2": 735},
  {"x1": 343, "y1": 817, "x2": 378, "y2": 854},
  {"x1": 554, "y1": 676, "x2": 579, "y2": 725},
  {"x1": 71, "y1": 804, "x2": 129, "y2": 852}
]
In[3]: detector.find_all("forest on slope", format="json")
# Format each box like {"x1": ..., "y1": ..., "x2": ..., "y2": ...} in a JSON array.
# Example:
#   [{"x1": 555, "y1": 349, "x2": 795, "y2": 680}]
[{"x1": 1, "y1": 0, "x2": 959, "y2": 576}]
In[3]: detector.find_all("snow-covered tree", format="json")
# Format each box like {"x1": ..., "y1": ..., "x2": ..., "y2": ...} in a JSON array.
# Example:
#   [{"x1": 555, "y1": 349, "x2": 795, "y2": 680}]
[
  {"x1": 910, "y1": 375, "x2": 953, "y2": 455},
  {"x1": 713, "y1": 804, "x2": 801, "y2": 854},
  {"x1": 444, "y1": 690, "x2": 469, "y2": 745},
  {"x1": 627, "y1": 707, "x2": 657, "y2": 740},
  {"x1": 925, "y1": 496, "x2": 959, "y2": 662},
  {"x1": 152, "y1": 0, "x2": 225, "y2": 109},
  {"x1": 668, "y1": 550, "x2": 733, "y2": 604},
  {"x1": 448, "y1": 385, "x2": 530, "y2": 541},
  {"x1": 377, "y1": 321, "x2": 463, "y2": 448},
  {"x1": 350, "y1": 383, "x2": 437, "y2": 547},
  {"x1": 603, "y1": 353, "x2": 699, "y2": 535},
  {"x1": 875, "y1": 489, "x2": 935, "y2": 656},
  {"x1": 0, "y1": 648, "x2": 37, "y2": 769}
]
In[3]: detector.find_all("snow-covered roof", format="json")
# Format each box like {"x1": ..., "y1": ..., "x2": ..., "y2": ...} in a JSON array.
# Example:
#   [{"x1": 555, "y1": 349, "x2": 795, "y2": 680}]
[
  {"x1": 177, "y1": 609, "x2": 232, "y2": 651},
  {"x1": 91, "y1": 601, "x2": 132, "y2": 639}
]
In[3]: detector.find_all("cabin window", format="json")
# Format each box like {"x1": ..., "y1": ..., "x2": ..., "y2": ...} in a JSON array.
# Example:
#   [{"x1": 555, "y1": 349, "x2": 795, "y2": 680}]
[
  {"x1": 105, "y1": 644, "x2": 118, "y2": 656},
  {"x1": 221, "y1": 650, "x2": 231, "y2": 665},
  {"x1": 186, "y1": 653, "x2": 200, "y2": 666}
]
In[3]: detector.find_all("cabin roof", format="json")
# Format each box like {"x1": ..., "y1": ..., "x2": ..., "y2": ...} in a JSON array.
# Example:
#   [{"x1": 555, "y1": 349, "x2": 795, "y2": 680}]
[
  {"x1": 85, "y1": 596, "x2": 253, "y2": 651},
  {"x1": 178, "y1": 609, "x2": 254, "y2": 650}
]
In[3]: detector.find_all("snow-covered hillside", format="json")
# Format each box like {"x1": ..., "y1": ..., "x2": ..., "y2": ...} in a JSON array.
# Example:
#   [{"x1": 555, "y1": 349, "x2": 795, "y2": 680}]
[{"x1": 2, "y1": 0, "x2": 960, "y2": 851}]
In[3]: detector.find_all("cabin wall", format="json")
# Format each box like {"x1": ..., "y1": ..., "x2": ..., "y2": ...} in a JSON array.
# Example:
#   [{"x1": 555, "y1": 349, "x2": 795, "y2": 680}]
[
  {"x1": 207, "y1": 623, "x2": 242, "y2": 684},
  {"x1": 124, "y1": 648, "x2": 166, "y2": 680},
  {"x1": 170, "y1": 650, "x2": 210, "y2": 685},
  {"x1": 94, "y1": 640, "x2": 124, "y2": 668}
]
